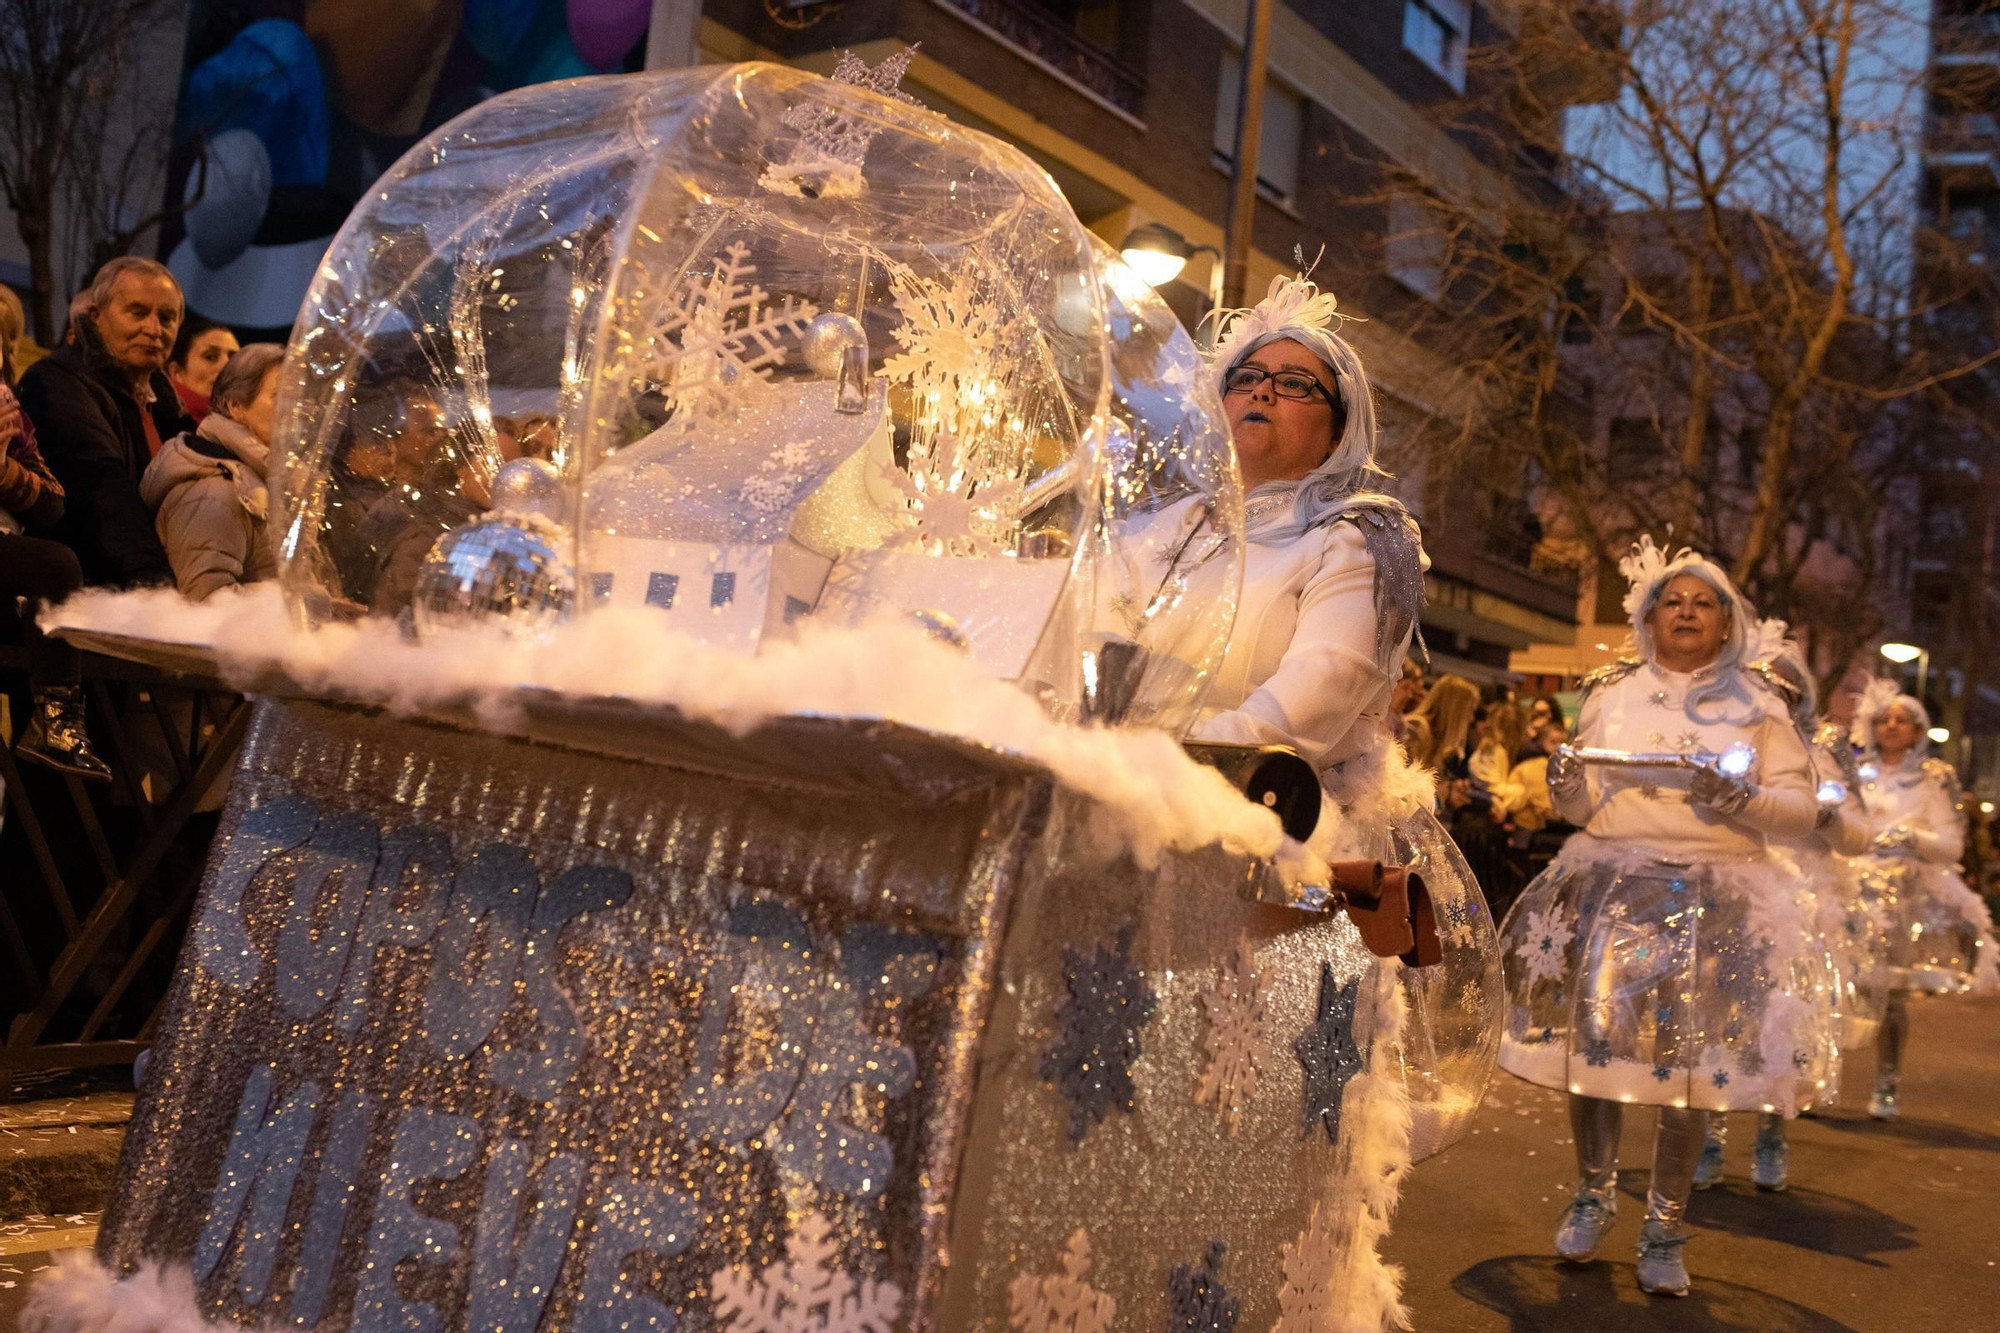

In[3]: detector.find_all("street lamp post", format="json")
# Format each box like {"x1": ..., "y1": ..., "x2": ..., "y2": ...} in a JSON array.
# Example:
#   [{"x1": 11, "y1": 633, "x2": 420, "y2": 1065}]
[
  {"x1": 1880, "y1": 641, "x2": 1930, "y2": 703},
  {"x1": 1119, "y1": 223, "x2": 1225, "y2": 339}
]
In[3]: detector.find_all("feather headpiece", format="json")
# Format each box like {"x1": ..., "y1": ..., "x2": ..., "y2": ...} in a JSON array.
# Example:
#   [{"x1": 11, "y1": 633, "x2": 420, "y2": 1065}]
[
  {"x1": 1749, "y1": 616, "x2": 1791, "y2": 666},
  {"x1": 1205, "y1": 259, "x2": 1387, "y2": 543},
  {"x1": 1851, "y1": 676, "x2": 1929, "y2": 752}
]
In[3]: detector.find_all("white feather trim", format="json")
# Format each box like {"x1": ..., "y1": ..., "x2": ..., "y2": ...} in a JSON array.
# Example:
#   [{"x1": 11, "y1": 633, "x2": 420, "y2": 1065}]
[
  {"x1": 20, "y1": 1252, "x2": 250, "y2": 1333},
  {"x1": 1749, "y1": 617, "x2": 1790, "y2": 665}
]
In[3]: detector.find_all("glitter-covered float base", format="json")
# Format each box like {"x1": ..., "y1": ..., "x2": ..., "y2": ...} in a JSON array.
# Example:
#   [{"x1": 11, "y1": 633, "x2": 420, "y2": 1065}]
[{"x1": 69, "y1": 695, "x2": 1473, "y2": 1331}]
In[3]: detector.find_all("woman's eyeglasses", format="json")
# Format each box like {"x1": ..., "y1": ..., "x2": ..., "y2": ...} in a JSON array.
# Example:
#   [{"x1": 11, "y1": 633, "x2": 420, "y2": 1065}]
[{"x1": 1223, "y1": 365, "x2": 1337, "y2": 405}]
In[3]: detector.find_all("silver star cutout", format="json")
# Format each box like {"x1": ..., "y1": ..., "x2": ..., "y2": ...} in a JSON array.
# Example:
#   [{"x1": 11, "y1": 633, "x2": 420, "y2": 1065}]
[
  {"x1": 1638, "y1": 780, "x2": 1663, "y2": 801},
  {"x1": 1646, "y1": 730, "x2": 1667, "y2": 748},
  {"x1": 1676, "y1": 730, "x2": 1702, "y2": 751},
  {"x1": 1650, "y1": 689, "x2": 1671, "y2": 706}
]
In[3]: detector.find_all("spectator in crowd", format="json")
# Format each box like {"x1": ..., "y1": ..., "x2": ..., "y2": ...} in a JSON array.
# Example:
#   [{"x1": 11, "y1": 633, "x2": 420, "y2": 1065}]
[
  {"x1": 1470, "y1": 699, "x2": 1528, "y2": 817},
  {"x1": 1404, "y1": 673, "x2": 1482, "y2": 814},
  {"x1": 0, "y1": 285, "x2": 49, "y2": 377},
  {"x1": 19, "y1": 258, "x2": 191, "y2": 587},
  {"x1": 1385, "y1": 656, "x2": 1426, "y2": 745},
  {"x1": 1526, "y1": 694, "x2": 1566, "y2": 753},
  {"x1": 0, "y1": 294, "x2": 110, "y2": 781},
  {"x1": 142, "y1": 344, "x2": 282, "y2": 600},
  {"x1": 61, "y1": 291, "x2": 90, "y2": 345},
  {"x1": 166, "y1": 317, "x2": 240, "y2": 421}
]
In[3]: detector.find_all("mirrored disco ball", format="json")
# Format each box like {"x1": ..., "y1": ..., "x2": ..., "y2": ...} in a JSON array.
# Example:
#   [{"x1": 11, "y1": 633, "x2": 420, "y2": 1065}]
[
  {"x1": 411, "y1": 514, "x2": 576, "y2": 642},
  {"x1": 490, "y1": 456, "x2": 569, "y2": 523}
]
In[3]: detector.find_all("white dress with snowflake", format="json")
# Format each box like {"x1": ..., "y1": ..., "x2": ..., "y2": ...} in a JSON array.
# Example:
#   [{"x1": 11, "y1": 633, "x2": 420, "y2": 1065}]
[
  {"x1": 1495, "y1": 660, "x2": 1833, "y2": 1113},
  {"x1": 1847, "y1": 751, "x2": 1999, "y2": 994}
]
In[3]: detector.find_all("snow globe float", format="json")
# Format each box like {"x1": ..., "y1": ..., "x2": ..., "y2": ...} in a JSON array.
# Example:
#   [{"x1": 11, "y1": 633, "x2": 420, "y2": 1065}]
[{"x1": 39, "y1": 59, "x2": 1467, "y2": 1333}]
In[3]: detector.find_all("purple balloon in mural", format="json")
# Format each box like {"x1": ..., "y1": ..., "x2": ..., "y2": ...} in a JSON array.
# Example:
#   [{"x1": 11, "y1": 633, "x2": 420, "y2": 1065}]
[{"x1": 568, "y1": 0, "x2": 651, "y2": 70}]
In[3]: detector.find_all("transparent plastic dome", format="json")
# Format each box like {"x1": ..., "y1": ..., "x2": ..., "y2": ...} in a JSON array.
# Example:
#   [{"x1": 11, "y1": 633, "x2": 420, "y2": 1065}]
[{"x1": 271, "y1": 59, "x2": 1241, "y2": 735}]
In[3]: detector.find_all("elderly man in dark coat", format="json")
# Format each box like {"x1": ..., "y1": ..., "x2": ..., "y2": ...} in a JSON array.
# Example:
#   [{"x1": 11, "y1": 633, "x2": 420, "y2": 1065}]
[{"x1": 18, "y1": 257, "x2": 193, "y2": 587}]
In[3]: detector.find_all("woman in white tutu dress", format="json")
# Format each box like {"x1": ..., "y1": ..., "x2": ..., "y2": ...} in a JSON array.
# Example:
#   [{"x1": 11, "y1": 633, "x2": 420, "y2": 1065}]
[
  {"x1": 1847, "y1": 680, "x2": 2000, "y2": 1119},
  {"x1": 1496, "y1": 540, "x2": 1822, "y2": 1296}
]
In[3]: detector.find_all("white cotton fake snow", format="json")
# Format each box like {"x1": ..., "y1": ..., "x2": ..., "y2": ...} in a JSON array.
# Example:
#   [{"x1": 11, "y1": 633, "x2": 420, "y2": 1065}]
[{"x1": 46, "y1": 585, "x2": 1331, "y2": 883}]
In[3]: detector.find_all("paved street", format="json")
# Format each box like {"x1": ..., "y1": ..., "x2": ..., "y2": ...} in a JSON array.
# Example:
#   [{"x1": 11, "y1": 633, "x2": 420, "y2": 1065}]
[
  {"x1": 0, "y1": 1000, "x2": 1993, "y2": 1329},
  {"x1": 1391, "y1": 994, "x2": 2000, "y2": 1331}
]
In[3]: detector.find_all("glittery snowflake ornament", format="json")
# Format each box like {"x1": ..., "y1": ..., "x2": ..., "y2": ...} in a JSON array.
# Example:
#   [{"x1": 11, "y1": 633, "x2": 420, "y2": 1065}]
[
  {"x1": 632, "y1": 242, "x2": 817, "y2": 429},
  {"x1": 760, "y1": 47, "x2": 921, "y2": 200},
  {"x1": 1194, "y1": 937, "x2": 1269, "y2": 1134},
  {"x1": 1167, "y1": 1240, "x2": 1241, "y2": 1332},
  {"x1": 1514, "y1": 904, "x2": 1574, "y2": 986},
  {"x1": 711, "y1": 1210, "x2": 903, "y2": 1333},
  {"x1": 1273, "y1": 1199, "x2": 1341, "y2": 1332},
  {"x1": 1007, "y1": 1229, "x2": 1116, "y2": 1333},
  {"x1": 1293, "y1": 963, "x2": 1363, "y2": 1145},
  {"x1": 1040, "y1": 922, "x2": 1158, "y2": 1146}
]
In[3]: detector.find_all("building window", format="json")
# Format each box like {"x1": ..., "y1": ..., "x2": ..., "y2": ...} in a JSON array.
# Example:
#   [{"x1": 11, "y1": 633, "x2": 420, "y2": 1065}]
[
  {"x1": 1213, "y1": 55, "x2": 1304, "y2": 204},
  {"x1": 1606, "y1": 417, "x2": 1662, "y2": 484},
  {"x1": 645, "y1": 572, "x2": 680, "y2": 609},
  {"x1": 1403, "y1": 0, "x2": 1469, "y2": 91},
  {"x1": 710, "y1": 572, "x2": 737, "y2": 607},
  {"x1": 1385, "y1": 196, "x2": 1446, "y2": 301}
]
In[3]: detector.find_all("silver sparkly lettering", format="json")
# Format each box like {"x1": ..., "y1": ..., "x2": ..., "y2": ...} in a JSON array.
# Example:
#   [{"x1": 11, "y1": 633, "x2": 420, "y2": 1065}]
[
  {"x1": 489, "y1": 866, "x2": 634, "y2": 1103},
  {"x1": 195, "y1": 795, "x2": 318, "y2": 989},
  {"x1": 353, "y1": 1108, "x2": 480, "y2": 1333},
  {"x1": 276, "y1": 814, "x2": 382, "y2": 1019},
  {"x1": 194, "y1": 1065, "x2": 319, "y2": 1303},
  {"x1": 289, "y1": 1089, "x2": 372, "y2": 1327},
  {"x1": 336, "y1": 824, "x2": 453, "y2": 1035},
  {"x1": 577, "y1": 1175, "x2": 700, "y2": 1331},
  {"x1": 424, "y1": 845, "x2": 539, "y2": 1060},
  {"x1": 676, "y1": 902, "x2": 816, "y2": 1155},
  {"x1": 466, "y1": 1140, "x2": 586, "y2": 1333}
]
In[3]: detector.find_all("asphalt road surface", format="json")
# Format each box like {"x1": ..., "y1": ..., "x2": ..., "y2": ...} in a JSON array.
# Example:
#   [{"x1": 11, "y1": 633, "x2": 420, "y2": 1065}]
[{"x1": 1390, "y1": 993, "x2": 2000, "y2": 1331}]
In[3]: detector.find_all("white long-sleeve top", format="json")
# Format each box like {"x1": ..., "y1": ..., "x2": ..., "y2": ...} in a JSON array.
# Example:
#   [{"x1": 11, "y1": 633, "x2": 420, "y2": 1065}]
[
  {"x1": 1192, "y1": 516, "x2": 1427, "y2": 773},
  {"x1": 1554, "y1": 661, "x2": 1817, "y2": 856},
  {"x1": 1853, "y1": 751, "x2": 1965, "y2": 865}
]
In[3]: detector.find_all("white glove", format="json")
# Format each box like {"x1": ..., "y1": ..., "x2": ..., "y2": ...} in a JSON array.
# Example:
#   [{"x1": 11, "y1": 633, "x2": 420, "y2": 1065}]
[{"x1": 1547, "y1": 748, "x2": 1586, "y2": 797}]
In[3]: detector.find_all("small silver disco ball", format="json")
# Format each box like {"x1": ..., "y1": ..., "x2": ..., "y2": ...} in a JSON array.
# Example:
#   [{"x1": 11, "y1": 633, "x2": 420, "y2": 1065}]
[
  {"x1": 411, "y1": 514, "x2": 576, "y2": 642},
  {"x1": 490, "y1": 456, "x2": 568, "y2": 523},
  {"x1": 802, "y1": 311, "x2": 867, "y2": 378}
]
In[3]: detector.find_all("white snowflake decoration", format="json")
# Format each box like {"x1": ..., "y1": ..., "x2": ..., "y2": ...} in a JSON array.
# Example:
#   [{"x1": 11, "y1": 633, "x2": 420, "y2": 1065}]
[
  {"x1": 760, "y1": 48, "x2": 921, "y2": 199},
  {"x1": 631, "y1": 243, "x2": 817, "y2": 431},
  {"x1": 1514, "y1": 904, "x2": 1574, "y2": 986},
  {"x1": 1194, "y1": 936, "x2": 1269, "y2": 1134},
  {"x1": 1272, "y1": 1199, "x2": 1343, "y2": 1332},
  {"x1": 874, "y1": 263, "x2": 1029, "y2": 555},
  {"x1": 1007, "y1": 1229, "x2": 1116, "y2": 1333},
  {"x1": 711, "y1": 1211, "x2": 903, "y2": 1333}
]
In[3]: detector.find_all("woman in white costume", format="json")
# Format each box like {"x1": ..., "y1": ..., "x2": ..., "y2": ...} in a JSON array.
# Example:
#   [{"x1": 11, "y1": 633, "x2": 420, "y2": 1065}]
[
  {"x1": 1189, "y1": 270, "x2": 1503, "y2": 1158},
  {"x1": 1848, "y1": 680, "x2": 2000, "y2": 1119},
  {"x1": 1694, "y1": 630, "x2": 1873, "y2": 1193},
  {"x1": 1496, "y1": 540, "x2": 1821, "y2": 1297}
]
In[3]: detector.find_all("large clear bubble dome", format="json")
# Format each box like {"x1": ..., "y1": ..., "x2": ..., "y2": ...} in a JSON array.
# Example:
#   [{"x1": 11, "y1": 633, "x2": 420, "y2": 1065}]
[{"x1": 271, "y1": 58, "x2": 1242, "y2": 735}]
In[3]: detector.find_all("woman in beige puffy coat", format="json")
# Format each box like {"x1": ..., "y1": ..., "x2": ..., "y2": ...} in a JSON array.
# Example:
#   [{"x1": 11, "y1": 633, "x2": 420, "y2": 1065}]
[{"x1": 140, "y1": 343, "x2": 282, "y2": 600}]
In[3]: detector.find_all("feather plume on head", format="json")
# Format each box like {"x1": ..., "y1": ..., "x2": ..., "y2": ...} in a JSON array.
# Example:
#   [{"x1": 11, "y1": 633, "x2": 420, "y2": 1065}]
[
  {"x1": 1206, "y1": 259, "x2": 1394, "y2": 543},
  {"x1": 1852, "y1": 676, "x2": 1930, "y2": 752}
]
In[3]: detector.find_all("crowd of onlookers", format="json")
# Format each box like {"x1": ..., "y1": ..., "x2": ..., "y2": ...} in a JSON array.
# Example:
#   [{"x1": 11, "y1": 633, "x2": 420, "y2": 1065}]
[{"x1": 1389, "y1": 661, "x2": 1577, "y2": 920}]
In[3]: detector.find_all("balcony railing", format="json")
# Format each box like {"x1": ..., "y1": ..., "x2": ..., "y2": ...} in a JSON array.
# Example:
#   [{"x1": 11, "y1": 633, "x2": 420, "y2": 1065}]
[
  {"x1": 933, "y1": 0, "x2": 1146, "y2": 117},
  {"x1": 1935, "y1": 13, "x2": 2000, "y2": 64},
  {"x1": 1926, "y1": 113, "x2": 2000, "y2": 188}
]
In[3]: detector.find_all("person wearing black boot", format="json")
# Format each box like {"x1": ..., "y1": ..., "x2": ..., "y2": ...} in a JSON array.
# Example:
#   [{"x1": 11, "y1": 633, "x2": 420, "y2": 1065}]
[{"x1": 1, "y1": 321, "x2": 112, "y2": 783}]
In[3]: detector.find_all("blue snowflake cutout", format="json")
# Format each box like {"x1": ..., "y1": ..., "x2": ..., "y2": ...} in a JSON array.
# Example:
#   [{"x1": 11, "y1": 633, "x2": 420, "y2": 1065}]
[
  {"x1": 1581, "y1": 1037, "x2": 1614, "y2": 1068},
  {"x1": 1712, "y1": 1068, "x2": 1731, "y2": 1090},
  {"x1": 1167, "y1": 1240, "x2": 1240, "y2": 1332},
  {"x1": 1294, "y1": 963, "x2": 1364, "y2": 1144},
  {"x1": 1041, "y1": 921, "x2": 1158, "y2": 1147},
  {"x1": 1651, "y1": 1063, "x2": 1674, "y2": 1082}
]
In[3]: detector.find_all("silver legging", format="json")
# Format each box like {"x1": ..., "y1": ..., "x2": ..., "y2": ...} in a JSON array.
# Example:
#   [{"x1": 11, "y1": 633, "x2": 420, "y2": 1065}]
[
  {"x1": 1569, "y1": 1094, "x2": 1710, "y2": 1229},
  {"x1": 1875, "y1": 989, "x2": 1909, "y2": 1082}
]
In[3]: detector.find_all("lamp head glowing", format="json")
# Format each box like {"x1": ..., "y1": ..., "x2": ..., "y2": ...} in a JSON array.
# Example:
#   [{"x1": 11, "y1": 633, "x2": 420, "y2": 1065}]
[
  {"x1": 1928, "y1": 726, "x2": 1950, "y2": 744},
  {"x1": 1120, "y1": 222, "x2": 1193, "y2": 287},
  {"x1": 1879, "y1": 642, "x2": 1924, "y2": 664}
]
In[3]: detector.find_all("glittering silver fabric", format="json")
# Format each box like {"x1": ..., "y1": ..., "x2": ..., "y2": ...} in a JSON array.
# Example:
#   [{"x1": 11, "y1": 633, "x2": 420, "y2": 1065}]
[{"x1": 97, "y1": 700, "x2": 1432, "y2": 1329}]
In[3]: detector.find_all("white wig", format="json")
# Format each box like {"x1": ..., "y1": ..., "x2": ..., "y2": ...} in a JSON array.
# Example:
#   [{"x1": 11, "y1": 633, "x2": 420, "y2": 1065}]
[
  {"x1": 1209, "y1": 271, "x2": 1392, "y2": 543},
  {"x1": 1851, "y1": 676, "x2": 1931, "y2": 753}
]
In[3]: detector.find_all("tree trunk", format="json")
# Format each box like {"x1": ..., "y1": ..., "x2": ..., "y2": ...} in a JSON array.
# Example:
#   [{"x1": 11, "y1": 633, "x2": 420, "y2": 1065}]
[{"x1": 17, "y1": 200, "x2": 57, "y2": 348}]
